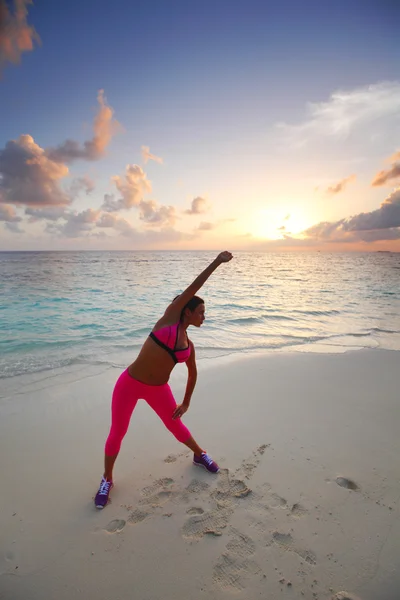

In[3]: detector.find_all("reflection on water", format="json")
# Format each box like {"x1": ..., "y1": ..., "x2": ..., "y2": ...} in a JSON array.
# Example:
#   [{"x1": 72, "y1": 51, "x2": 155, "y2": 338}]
[{"x1": 1, "y1": 251, "x2": 399, "y2": 377}]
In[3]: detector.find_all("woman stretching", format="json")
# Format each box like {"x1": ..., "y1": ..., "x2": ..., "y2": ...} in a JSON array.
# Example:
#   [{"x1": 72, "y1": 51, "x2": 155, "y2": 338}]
[{"x1": 95, "y1": 251, "x2": 233, "y2": 508}]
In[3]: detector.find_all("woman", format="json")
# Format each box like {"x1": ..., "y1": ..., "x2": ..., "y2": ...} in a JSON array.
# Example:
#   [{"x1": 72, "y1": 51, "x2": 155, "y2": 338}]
[{"x1": 95, "y1": 251, "x2": 233, "y2": 508}]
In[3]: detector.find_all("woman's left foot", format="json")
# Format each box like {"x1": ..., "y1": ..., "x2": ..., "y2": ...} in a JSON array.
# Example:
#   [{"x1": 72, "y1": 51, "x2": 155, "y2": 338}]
[
  {"x1": 193, "y1": 452, "x2": 219, "y2": 473},
  {"x1": 94, "y1": 476, "x2": 113, "y2": 509}
]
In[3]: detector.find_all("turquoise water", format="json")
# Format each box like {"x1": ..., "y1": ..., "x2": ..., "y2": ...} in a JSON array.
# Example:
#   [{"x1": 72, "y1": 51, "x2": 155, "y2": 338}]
[{"x1": 1, "y1": 251, "x2": 400, "y2": 378}]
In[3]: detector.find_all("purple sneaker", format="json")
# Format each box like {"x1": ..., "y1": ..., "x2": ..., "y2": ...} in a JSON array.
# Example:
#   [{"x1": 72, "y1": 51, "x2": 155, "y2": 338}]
[
  {"x1": 94, "y1": 477, "x2": 113, "y2": 509},
  {"x1": 193, "y1": 452, "x2": 219, "y2": 473}
]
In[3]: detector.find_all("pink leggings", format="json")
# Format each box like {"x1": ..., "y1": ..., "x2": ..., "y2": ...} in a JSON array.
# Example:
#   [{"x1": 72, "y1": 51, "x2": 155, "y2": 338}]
[{"x1": 105, "y1": 369, "x2": 192, "y2": 456}]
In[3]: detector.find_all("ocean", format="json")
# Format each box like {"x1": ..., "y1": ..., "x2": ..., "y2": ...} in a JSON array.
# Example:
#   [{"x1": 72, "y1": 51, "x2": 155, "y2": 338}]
[{"x1": 1, "y1": 251, "x2": 399, "y2": 379}]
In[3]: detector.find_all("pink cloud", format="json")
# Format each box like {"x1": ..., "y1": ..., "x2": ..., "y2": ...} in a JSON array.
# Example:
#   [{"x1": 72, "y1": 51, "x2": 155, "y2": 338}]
[
  {"x1": 372, "y1": 151, "x2": 400, "y2": 187},
  {"x1": 0, "y1": 0, "x2": 40, "y2": 72},
  {"x1": 102, "y1": 164, "x2": 152, "y2": 212},
  {"x1": 325, "y1": 174, "x2": 356, "y2": 195},
  {"x1": 141, "y1": 146, "x2": 163, "y2": 165},
  {"x1": 47, "y1": 91, "x2": 120, "y2": 163}
]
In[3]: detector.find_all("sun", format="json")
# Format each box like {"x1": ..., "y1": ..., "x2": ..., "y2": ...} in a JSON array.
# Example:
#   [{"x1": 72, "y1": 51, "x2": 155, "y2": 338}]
[{"x1": 249, "y1": 208, "x2": 310, "y2": 239}]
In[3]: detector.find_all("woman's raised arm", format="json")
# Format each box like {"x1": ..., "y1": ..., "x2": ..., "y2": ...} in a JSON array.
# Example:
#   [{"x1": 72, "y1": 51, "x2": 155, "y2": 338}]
[{"x1": 164, "y1": 251, "x2": 233, "y2": 320}]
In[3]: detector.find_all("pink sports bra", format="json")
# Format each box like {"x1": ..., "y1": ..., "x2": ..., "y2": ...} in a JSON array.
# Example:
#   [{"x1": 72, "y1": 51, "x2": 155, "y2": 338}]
[{"x1": 149, "y1": 321, "x2": 191, "y2": 364}]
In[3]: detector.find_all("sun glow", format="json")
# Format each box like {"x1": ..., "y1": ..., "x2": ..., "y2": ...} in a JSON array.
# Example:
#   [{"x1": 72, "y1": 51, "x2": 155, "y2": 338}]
[{"x1": 250, "y1": 208, "x2": 310, "y2": 239}]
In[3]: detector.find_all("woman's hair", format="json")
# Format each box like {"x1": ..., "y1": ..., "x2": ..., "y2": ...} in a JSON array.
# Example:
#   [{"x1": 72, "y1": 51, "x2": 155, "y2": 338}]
[{"x1": 174, "y1": 295, "x2": 204, "y2": 321}]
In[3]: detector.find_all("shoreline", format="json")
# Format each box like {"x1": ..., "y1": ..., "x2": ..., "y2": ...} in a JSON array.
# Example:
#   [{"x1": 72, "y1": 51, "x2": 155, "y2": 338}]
[
  {"x1": 1, "y1": 349, "x2": 399, "y2": 599},
  {"x1": 1, "y1": 342, "x2": 398, "y2": 391}
]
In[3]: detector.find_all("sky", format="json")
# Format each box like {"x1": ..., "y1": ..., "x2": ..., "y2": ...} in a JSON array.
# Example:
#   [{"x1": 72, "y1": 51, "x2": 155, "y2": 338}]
[{"x1": 0, "y1": 0, "x2": 400, "y2": 252}]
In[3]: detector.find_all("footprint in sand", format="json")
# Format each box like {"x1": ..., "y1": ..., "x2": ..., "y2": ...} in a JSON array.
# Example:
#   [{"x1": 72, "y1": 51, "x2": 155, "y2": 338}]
[
  {"x1": 213, "y1": 529, "x2": 261, "y2": 591},
  {"x1": 226, "y1": 528, "x2": 257, "y2": 557},
  {"x1": 270, "y1": 531, "x2": 316, "y2": 565},
  {"x1": 128, "y1": 508, "x2": 151, "y2": 525},
  {"x1": 182, "y1": 446, "x2": 267, "y2": 541},
  {"x1": 171, "y1": 478, "x2": 210, "y2": 505},
  {"x1": 268, "y1": 493, "x2": 287, "y2": 509},
  {"x1": 331, "y1": 594, "x2": 361, "y2": 600},
  {"x1": 105, "y1": 519, "x2": 126, "y2": 533},
  {"x1": 235, "y1": 444, "x2": 270, "y2": 480},
  {"x1": 290, "y1": 502, "x2": 308, "y2": 518},
  {"x1": 335, "y1": 477, "x2": 359, "y2": 491},
  {"x1": 211, "y1": 469, "x2": 252, "y2": 508},
  {"x1": 182, "y1": 506, "x2": 232, "y2": 538},
  {"x1": 141, "y1": 477, "x2": 174, "y2": 498},
  {"x1": 138, "y1": 477, "x2": 176, "y2": 507},
  {"x1": 164, "y1": 454, "x2": 178, "y2": 463},
  {"x1": 186, "y1": 507, "x2": 204, "y2": 515}
]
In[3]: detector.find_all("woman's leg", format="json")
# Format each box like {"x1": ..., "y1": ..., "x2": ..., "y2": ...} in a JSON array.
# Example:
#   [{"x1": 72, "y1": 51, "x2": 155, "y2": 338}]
[
  {"x1": 103, "y1": 370, "x2": 140, "y2": 481},
  {"x1": 144, "y1": 384, "x2": 204, "y2": 456}
]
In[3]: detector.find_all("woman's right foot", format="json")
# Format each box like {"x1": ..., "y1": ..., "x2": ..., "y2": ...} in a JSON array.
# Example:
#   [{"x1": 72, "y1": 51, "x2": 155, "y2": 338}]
[
  {"x1": 193, "y1": 452, "x2": 219, "y2": 473},
  {"x1": 94, "y1": 476, "x2": 113, "y2": 509}
]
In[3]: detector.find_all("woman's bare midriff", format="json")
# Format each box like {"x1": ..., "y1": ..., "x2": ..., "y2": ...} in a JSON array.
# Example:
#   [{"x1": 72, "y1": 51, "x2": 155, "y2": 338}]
[{"x1": 127, "y1": 337, "x2": 176, "y2": 385}]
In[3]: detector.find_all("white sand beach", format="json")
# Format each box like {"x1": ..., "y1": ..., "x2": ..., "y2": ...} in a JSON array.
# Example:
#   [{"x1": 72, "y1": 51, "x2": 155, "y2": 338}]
[{"x1": 0, "y1": 349, "x2": 399, "y2": 600}]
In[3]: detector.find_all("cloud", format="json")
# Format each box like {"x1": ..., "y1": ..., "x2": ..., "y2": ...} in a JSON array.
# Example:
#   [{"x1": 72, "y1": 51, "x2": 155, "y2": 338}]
[
  {"x1": 195, "y1": 218, "x2": 235, "y2": 232},
  {"x1": 141, "y1": 146, "x2": 163, "y2": 165},
  {"x1": 47, "y1": 90, "x2": 120, "y2": 163},
  {"x1": 277, "y1": 81, "x2": 400, "y2": 146},
  {"x1": 372, "y1": 151, "x2": 400, "y2": 186},
  {"x1": 69, "y1": 176, "x2": 95, "y2": 197},
  {"x1": 102, "y1": 164, "x2": 152, "y2": 212},
  {"x1": 0, "y1": 203, "x2": 21, "y2": 222},
  {"x1": 49, "y1": 208, "x2": 100, "y2": 238},
  {"x1": 0, "y1": 0, "x2": 40, "y2": 72},
  {"x1": 303, "y1": 188, "x2": 400, "y2": 243},
  {"x1": 325, "y1": 174, "x2": 356, "y2": 195},
  {"x1": 101, "y1": 164, "x2": 177, "y2": 228},
  {"x1": 25, "y1": 206, "x2": 67, "y2": 222},
  {"x1": 139, "y1": 200, "x2": 177, "y2": 228},
  {"x1": 185, "y1": 196, "x2": 208, "y2": 215},
  {"x1": 197, "y1": 221, "x2": 214, "y2": 231},
  {"x1": 277, "y1": 225, "x2": 286, "y2": 231},
  {"x1": 5, "y1": 221, "x2": 23, "y2": 233},
  {"x1": 0, "y1": 93, "x2": 116, "y2": 210},
  {"x1": 0, "y1": 134, "x2": 70, "y2": 207},
  {"x1": 97, "y1": 212, "x2": 135, "y2": 235}
]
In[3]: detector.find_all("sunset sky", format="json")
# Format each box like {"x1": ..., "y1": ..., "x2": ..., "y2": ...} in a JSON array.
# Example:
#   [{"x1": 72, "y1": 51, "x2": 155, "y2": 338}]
[{"x1": 1, "y1": 0, "x2": 399, "y2": 251}]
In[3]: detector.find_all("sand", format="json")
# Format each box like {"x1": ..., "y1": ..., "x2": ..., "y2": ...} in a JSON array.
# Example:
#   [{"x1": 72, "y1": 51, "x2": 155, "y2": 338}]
[{"x1": 0, "y1": 349, "x2": 399, "y2": 600}]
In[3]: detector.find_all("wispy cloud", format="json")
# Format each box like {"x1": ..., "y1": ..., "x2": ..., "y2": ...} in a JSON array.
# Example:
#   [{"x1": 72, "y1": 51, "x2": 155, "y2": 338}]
[
  {"x1": 69, "y1": 176, "x2": 95, "y2": 197},
  {"x1": 0, "y1": 0, "x2": 40, "y2": 73},
  {"x1": 47, "y1": 91, "x2": 120, "y2": 163},
  {"x1": 325, "y1": 174, "x2": 356, "y2": 195},
  {"x1": 195, "y1": 218, "x2": 235, "y2": 233},
  {"x1": 141, "y1": 146, "x2": 163, "y2": 165},
  {"x1": 372, "y1": 150, "x2": 400, "y2": 187},
  {"x1": 277, "y1": 81, "x2": 400, "y2": 147}
]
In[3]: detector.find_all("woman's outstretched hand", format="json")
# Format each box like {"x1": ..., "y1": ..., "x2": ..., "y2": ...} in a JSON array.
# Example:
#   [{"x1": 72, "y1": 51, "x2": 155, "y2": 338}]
[
  {"x1": 216, "y1": 251, "x2": 233, "y2": 264},
  {"x1": 172, "y1": 403, "x2": 188, "y2": 420}
]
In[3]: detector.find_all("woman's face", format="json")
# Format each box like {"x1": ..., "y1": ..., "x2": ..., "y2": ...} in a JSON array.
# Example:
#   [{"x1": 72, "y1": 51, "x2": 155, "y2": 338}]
[{"x1": 188, "y1": 303, "x2": 206, "y2": 327}]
